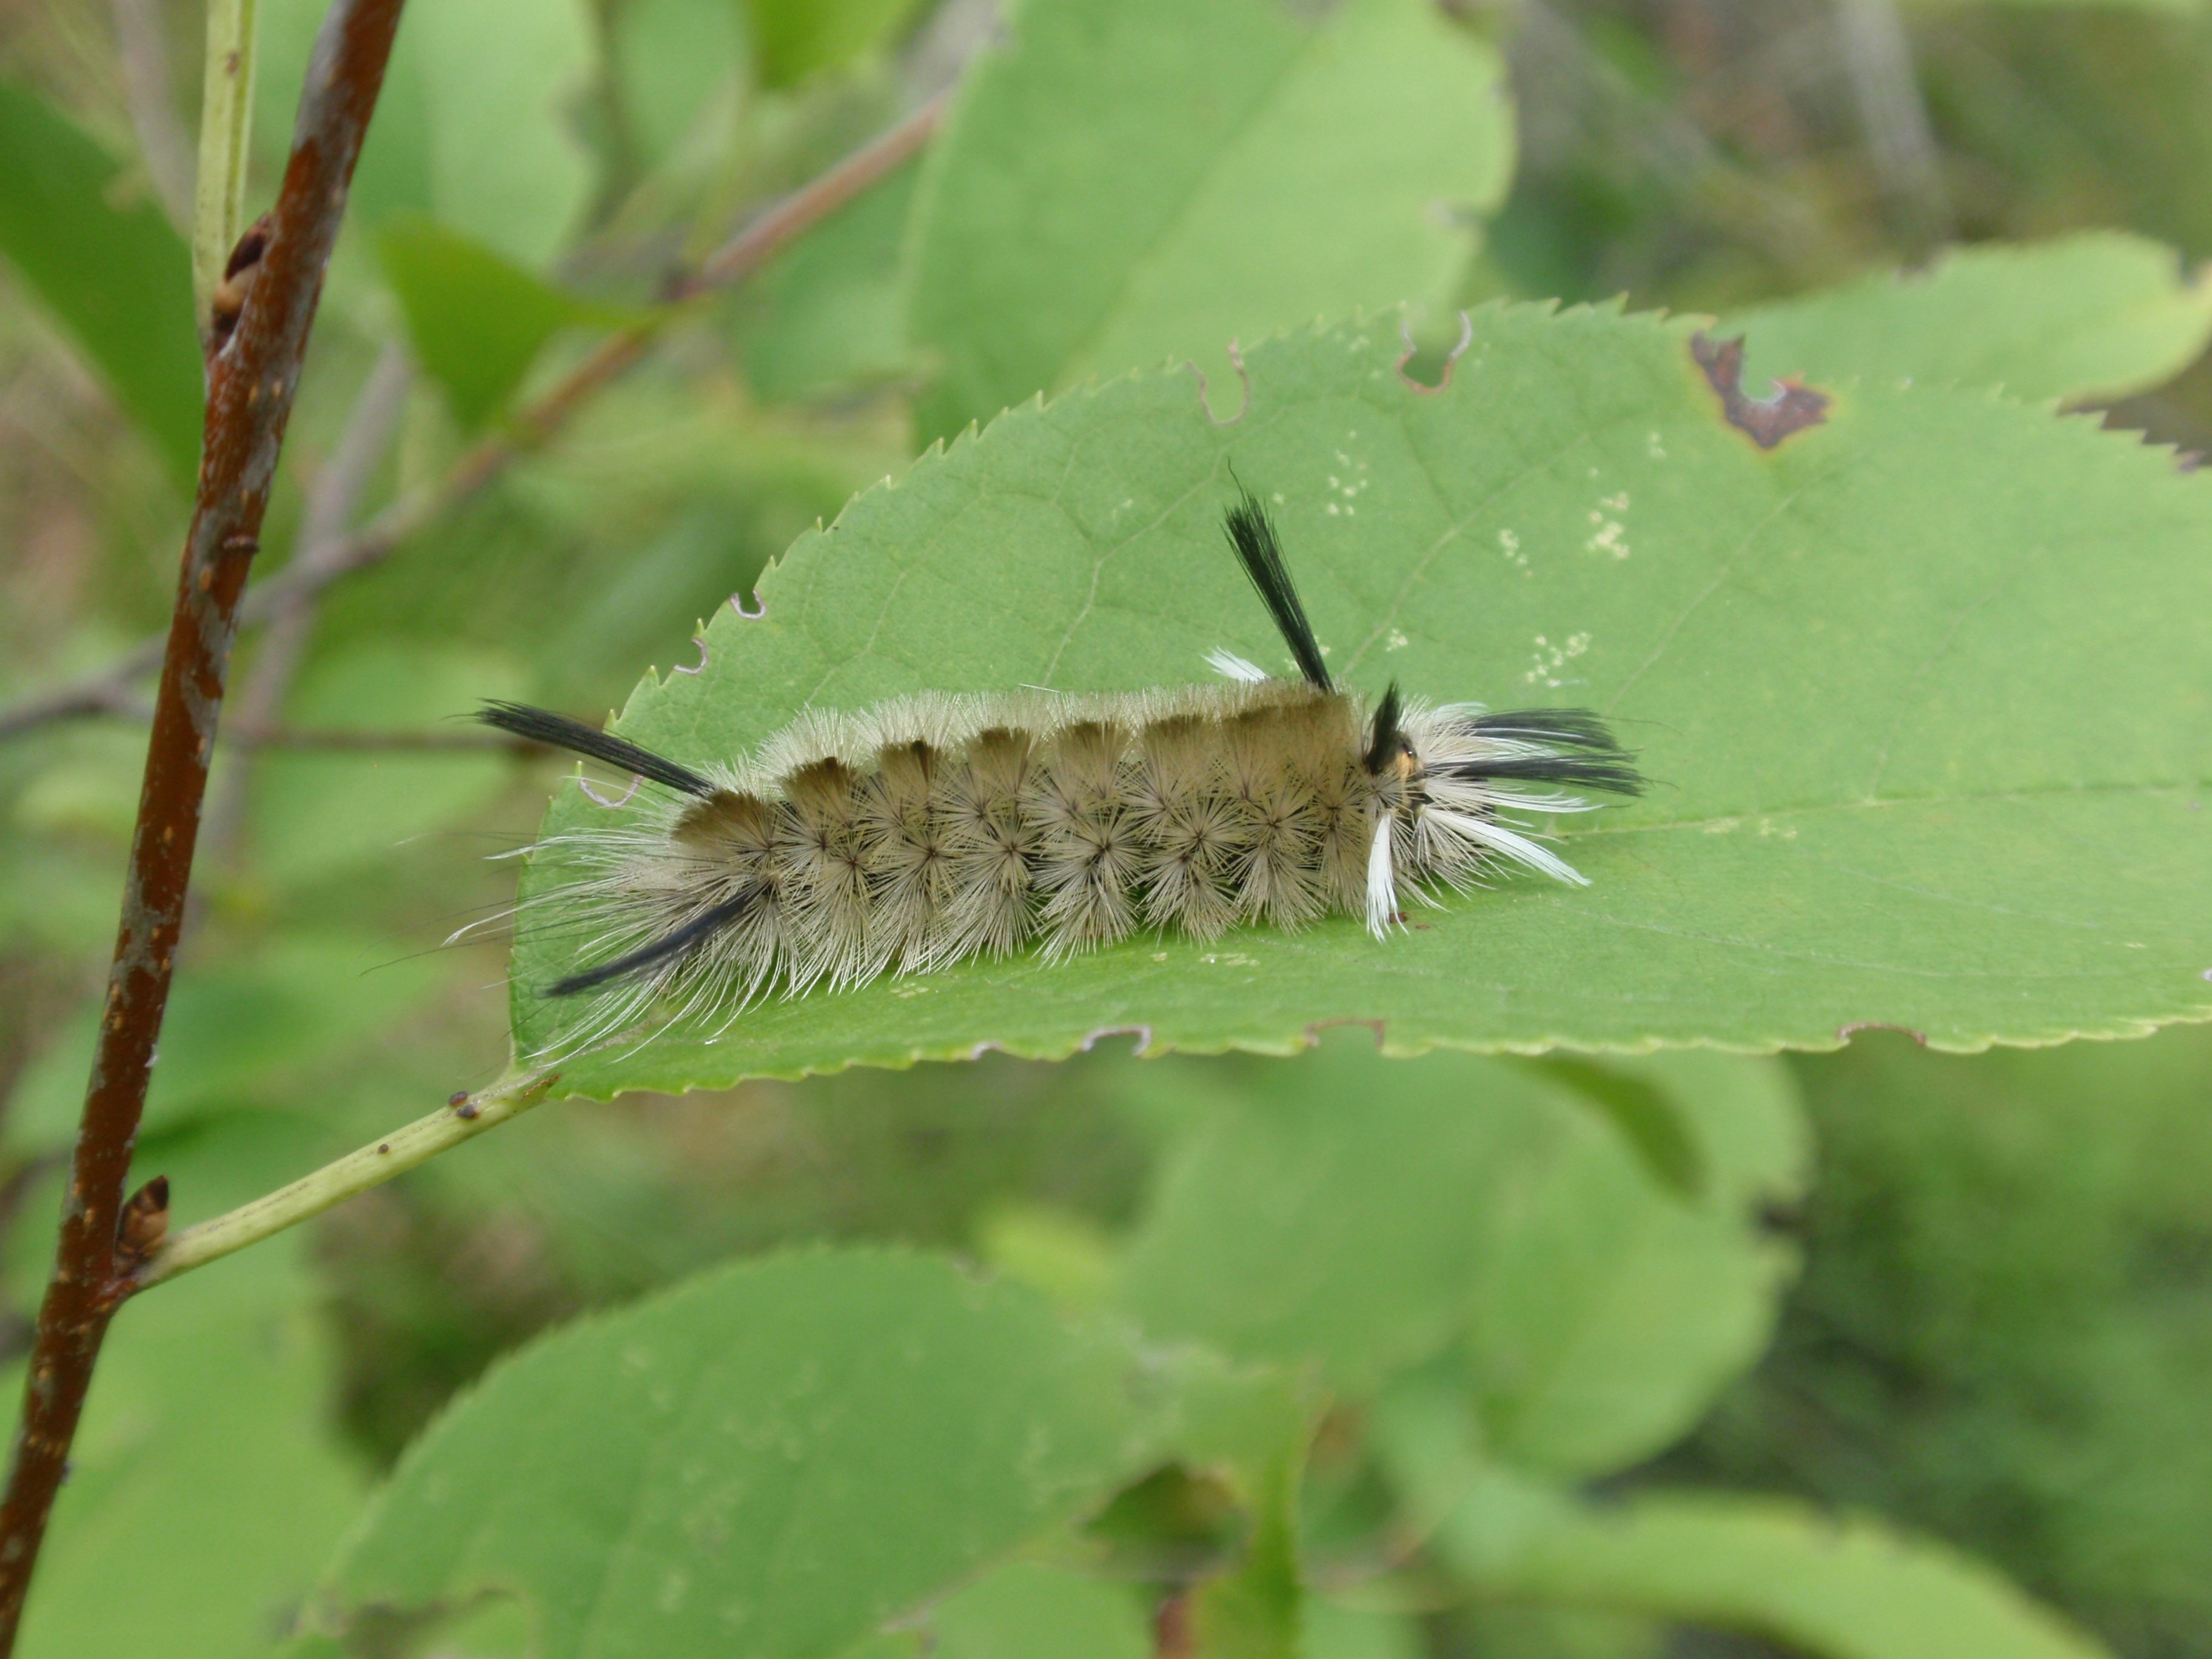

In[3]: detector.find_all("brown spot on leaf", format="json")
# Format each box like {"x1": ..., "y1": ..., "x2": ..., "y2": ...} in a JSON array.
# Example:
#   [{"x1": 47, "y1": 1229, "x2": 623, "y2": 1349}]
[{"x1": 1691, "y1": 332, "x2": 1829, "y2": 449}]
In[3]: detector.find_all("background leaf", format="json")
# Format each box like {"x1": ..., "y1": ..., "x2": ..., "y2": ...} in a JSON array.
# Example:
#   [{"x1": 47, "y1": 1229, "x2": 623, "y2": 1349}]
[
  {"x1": 906, "y1": 0, "x2": 1514, "y2": 438},
  {"x1": 257, "y1": 0, "x2": 599, "y2": 268},
  {"x1": 614, "y1": 0, "x2": 748, "y2": 167},
  {"x1": 1373, "y1": 1391, "x2": 2113, "y2": 1659},
  {"x1": 1303, "y1": 1601, "x2": 1426, "y2": 1659},
  {"x1": 736, "y1": 161, "x2": 920, "y2": 403},
  {"x1": 0, "y1": 81, "x2": 200, "y2": 489},
  {"x1": 1174, "y1": 1366, "x2": 1317, "y2": 1659},
  {"x1": 250, "y1": 639, "x2": 528, "y2": 890},
  {"x1": 1120, "y1": 1045, "x2": 1576, "y2": 1392},
  {"x1": 509, "y1": 302, "x2": 2212, "y2": 1096},
  {"x1": 1453, "y1": 1484, "x2": 2113, "y2": 1659},
  {"x1": 1117, "y1": 1041, "x2": 1804, "y2": 1473},
  {"x1": 927, "y1": 1560, "x2": 1150, "y2": 1659},
  {"x1": 1460, "y1": 1052, "x2": 1806, "y2": 1476},
  {"x1": 1726, "y1": 232, "x2": 2212, "y2": 406},
  {"x1": 381, "y1": 218, "x2": 638, "y2": 429},
  {"x1": 4, "y1": 934, "x2": 449, "y2": 1150},
  {"x1": 313, "y1": 1250, "x2": 1174, "y2": 1658},
  {"x1": 745, "y1": 0, "x2": 925, "y2": 87}
]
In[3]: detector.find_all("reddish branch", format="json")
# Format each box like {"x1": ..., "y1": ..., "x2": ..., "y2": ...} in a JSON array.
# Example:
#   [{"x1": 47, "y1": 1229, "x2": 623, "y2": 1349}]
[{"x1": 0, "y1": 0, "x2": 408, "y2": 1644}]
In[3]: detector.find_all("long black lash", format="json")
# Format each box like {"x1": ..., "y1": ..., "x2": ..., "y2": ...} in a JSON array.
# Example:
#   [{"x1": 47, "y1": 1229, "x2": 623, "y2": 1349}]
[
  {"x1": 1445, "y1": 708, "x2": 1646, "y2": 796},
  {"x1": 1224, "y1": 489, "x2": 1333, "y2": 692},
  {"x1": 549, "y1": 886, "x2": 762, "y2": 996},
  {"x1": 1469, "y1": 708, "x2": 1626, "y2": 752},
  {"x1": 1364, "y1": 680, "x2": 1405, "y2": 774},
  {"x1": 1438, "y1": 754, "x2": 1647, "y2": 794},
  {"x1": 478, "y1": 701, "x2": 717, "y2": 799}
]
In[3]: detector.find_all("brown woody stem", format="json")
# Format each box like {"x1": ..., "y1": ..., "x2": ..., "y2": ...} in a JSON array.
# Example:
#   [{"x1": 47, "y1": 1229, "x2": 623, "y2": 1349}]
[{"x1": 0, "y1": 0, "x2": 407, "y2": 1644}]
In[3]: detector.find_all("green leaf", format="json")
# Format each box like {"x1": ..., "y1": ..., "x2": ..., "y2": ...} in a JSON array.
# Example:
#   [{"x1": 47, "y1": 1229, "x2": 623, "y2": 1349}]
[
  {"x1": 1371, "y1": 1387, "x2": 2112, "y2": 1659},
  {"x1": 928, "y1": 1560, "x2": 1150, "y2": 1659},
  {"x1": 1115, "y1": 1041, "x2": 1802, "y2": 1475},
  {"x1": 381, "y1": 218, "x2": 637, "y2": 429},
  {"x1": 311, "y1": 1249, "x2": 1174, "y2": 1659},
  {"x1": 737, "y1": 159, "x2": 920, "y2": 403},
  {"x1": 1119, "y1": 1044, "x2": 1571, "y2": 1393},
  {"x1": 1609, "y1": 1052, "x2": 1809, "y2": 1209},
  {"x1": 1175, "y1": 1367, "x2": 1317, "y2": 1659},
  {"x1": 907, "y1": 0, "x2": 1513, "y2": 438},
  {"x1": 508, "y1": 302, "x2": 2212, "y2": 1095},
  {"x1": 975, "y1": 1202, "x2": 1121, "y2": 1312},
  {"x1": 1303, "y1": 1601, "x2": 1425, "y2": 1659},
  {"x1": 13, "y1": 723, "x2": 155, "y2": 845},
  {"x1": 258, "y1": 0, "x2": 598, "y2": 268},
  {"x1": 252, "y1": 639, "x2": 527, "y2": 890},
  {"x1": 1460, "y1": 1052, "x2": 1806, "y2": 1477},
  {"x1": 4, "y1": 933, "x2": 449, "y2": 1151},
  {"x1": 1457, "y1": 1484, "x2": 2114, "y2": 1659},
  {"x1": 1726, "y1": 233, "x2": 2212, "y2": 407},
  {"x1": 615, "y1": 0, "x2": 746, "y2": 167},
  {"x1": 0, "y1": 81, "x2": 200, "y2": 489},
  {"x1": 745, "y1": 0, "x2": 924, "y2": 87},
  {"x1": 15, "y1": 1120, "x2": 364, "y2": 1659},
  {"x1": 1520, "y1": 1054, "x2": 1704, "y2": 1198}
]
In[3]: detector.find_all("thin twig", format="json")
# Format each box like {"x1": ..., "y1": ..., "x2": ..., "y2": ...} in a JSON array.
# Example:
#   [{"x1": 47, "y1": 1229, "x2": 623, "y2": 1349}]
[
  {"x1": 0, "y1": 90, "x2": 950, "y2": 747},
  {"x1": 674, "y1": 89, "x2": 950, "y2": 300},
  {"x1": 139, "y1": 1070, "x2": 560, "y2": 1289},
  {"x1": 0, "y1": 680, "x2": 155, "y2": 732},
  {"x1": 0, "y1": 0, "x2": 407, "y2": 1644},
  {"x1": 193, "y1": 0, "x2": 261, "y2": 334},
  {"x1": 107, "y1": 0, "x2": 195, "y2": 229}
]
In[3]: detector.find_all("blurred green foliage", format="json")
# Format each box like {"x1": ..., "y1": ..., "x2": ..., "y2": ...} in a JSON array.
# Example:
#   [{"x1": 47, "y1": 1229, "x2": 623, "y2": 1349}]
[
  {"x1": 1672, "y1": 1027, "x2": 2212, "y2": 1656},
  {"x1": 0, "y1": 0, "x2": 2210, "y2": 1655}
]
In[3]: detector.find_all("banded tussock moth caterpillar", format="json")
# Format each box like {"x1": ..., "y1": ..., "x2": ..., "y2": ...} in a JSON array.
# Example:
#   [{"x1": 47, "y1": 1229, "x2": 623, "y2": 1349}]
[{"x1": 479, "y1": 490, "x2": 1643, "y2": 1054}]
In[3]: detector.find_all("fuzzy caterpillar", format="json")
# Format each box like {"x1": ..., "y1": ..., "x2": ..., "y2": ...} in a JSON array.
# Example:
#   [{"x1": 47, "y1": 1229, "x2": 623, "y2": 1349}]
[{"x1": 481, "y1": 491, "x2": 1644, "y2": 1054}]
